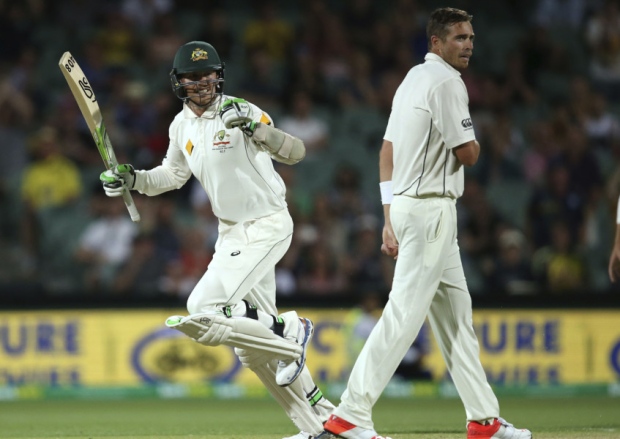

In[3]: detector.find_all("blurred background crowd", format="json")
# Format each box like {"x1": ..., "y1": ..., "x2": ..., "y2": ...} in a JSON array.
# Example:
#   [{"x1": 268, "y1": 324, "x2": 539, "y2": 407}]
[{"x1": 1, "y1": 0, "x2": 620, "y2": 307}]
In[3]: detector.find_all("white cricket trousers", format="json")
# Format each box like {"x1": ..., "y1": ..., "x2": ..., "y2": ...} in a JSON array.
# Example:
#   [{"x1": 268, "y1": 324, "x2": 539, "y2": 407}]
[
  {"x1": 335, "y1": 196, "x2": 499, "y2": 429},
  {"x1": 187, "y1": 208, "x2": 293, "y2": 313},
  {"x1": 186, "y1": 208, "x2": 335, "y2": 435}
]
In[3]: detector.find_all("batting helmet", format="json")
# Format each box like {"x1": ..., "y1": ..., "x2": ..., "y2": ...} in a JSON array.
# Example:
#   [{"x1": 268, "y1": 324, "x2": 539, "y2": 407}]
[{"x1": 169, "y1": 41, "x2": 225, "y2": 102}]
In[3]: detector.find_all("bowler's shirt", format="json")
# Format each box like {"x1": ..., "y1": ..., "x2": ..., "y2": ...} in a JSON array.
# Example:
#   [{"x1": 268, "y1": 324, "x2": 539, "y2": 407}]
[
  {"x1": 133, "y1": 95, "x2": 287, "y2": 223},
  {"x1": 384, "y1": 53, "x2": 476, "y2": 199}
]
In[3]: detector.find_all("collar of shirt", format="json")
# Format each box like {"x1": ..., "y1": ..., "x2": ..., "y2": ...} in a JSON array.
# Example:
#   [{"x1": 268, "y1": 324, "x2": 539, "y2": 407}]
[{"x1": 424, "y1": 52, "x2": 461, "y2": 76}]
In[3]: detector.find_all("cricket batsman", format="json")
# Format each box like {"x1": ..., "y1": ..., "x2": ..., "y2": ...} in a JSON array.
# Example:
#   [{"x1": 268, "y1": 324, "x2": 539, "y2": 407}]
[{"x1": 100, "y1": 41, "x2": 334, "y2": 439}]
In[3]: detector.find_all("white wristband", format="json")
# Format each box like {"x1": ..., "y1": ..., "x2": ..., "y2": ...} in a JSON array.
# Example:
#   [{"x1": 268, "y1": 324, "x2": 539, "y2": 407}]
[
  {"x1": 380, "y1": 181, "x2": 393, "y2": 205},
  {"x1": 617, "y1": 195, "x2": 620, "y2": 224}
]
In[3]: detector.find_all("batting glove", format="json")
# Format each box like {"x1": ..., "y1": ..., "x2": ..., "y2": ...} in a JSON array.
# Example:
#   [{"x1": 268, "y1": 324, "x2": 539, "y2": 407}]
[
  {"x1": 100, "y1": 164, "x2": 135, "y2": 197},
  {"x1": 219, "y1": 98, "x2": 253, "y2": 130}
]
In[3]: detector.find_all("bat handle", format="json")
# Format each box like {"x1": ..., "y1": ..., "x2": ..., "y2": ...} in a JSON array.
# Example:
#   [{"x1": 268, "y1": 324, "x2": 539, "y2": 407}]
[{"x1": 122, "y1": 189, "x2": 141, "y2": 222}]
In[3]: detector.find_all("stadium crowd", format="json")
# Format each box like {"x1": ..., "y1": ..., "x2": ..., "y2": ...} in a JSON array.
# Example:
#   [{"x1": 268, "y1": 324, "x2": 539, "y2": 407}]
[{"x1": 1, "y1": 0, "x2": 620, "y2": 304}]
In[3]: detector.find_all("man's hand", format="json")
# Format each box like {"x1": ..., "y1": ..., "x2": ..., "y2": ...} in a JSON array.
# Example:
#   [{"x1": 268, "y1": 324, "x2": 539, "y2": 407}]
[
  {"x1": 100, "y1": 164, "x2": 135, "y2": 197},
  {"x1": 381, "y1": 222, "x2": 399, "y2": 260},
  {"x1": 219, "y1": 98, "x2": 253, "y2": 130}
]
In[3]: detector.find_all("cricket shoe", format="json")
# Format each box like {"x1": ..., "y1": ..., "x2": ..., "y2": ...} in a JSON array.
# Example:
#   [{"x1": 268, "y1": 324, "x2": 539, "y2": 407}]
[
  {"x1": 467, "y1": 417, "x2": 531, "y2": 439},
  {"x1": 275, "y1": 316, "x2": 313, "y2": 387},
  {"x1": 316, "y1": 414, "x2": 392, "y2": 439},
  {"x1": 282, "y1": 431, "x2": 315, "y2": 439}
]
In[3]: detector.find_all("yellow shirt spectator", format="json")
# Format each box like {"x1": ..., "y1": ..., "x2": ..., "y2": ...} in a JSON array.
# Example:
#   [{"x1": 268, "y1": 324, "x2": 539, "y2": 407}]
[
  {"x1": 22, "y1": 153, "x2": 82, "y2": 210},
  {"x1": 21, "y1": 126, "x2": 82, "y2": 210},
  {"x1": 243, "y1": 3, "x2": 294, "y2": 61}
]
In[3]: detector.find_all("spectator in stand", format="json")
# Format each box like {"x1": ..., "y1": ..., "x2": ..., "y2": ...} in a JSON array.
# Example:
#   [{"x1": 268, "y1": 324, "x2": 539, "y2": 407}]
[
  {"x1": 121, "y1": 0, "x2": 174, "y2": 33},
  {"x1": 341, "y1": 0, "x2": 376, "y2": 52},
  {"x1": 21, "y1": 126, "x2": 82, "y2": 263},
  {"x1": 567, "y1": 76, "x2": 593, "y2": 125},
  {"x1": 145, "y1": 14, "x2": 186, "y2": 69},
  {"x1": 278, "y1": 90, "x2": 329, "y2": 156},
  {"x1": 318, "y1": 16, "x2": 354, "y2": 101},
  {"x1": 583, "y1": 92, "x2": 620, "y2": 150},
  {"x1": 344, "y1": 214, "x2": 392, "y2": 293},
  {"x1": 337, "y1": 49, "x2": 379, "y2": 108},
  {"x1": 533, "y1": 0, "x2": 588, "y2": 30},
  {"x1": 21, "y1": 126, "x2": 82, "y2": 212},
  {"x1": 459, "y1": 180, "x2": 508, "y2": 286},
  {"x1": 0, "y1": 72, "x2": 32, "y2": 196},
  {"x1": 368, "y1": 19, "x2": 398, "y2": 77},
  {"x1": 149, "y1": 193, "x2": 182, "y2": 263},
  {"x1": 94, "y1": 10, "x2": 139, "y2": 68},
  {"x1": 375, "y1": 69, "x2": 405, "y2": 116},
  {"x1": 502, "y1": 52, "x2": 540, "y2": 106},
  {"x1": 327, "y1": 164, "x2": 375, "y2": 228},
  {"x1": 585, "y1": 0, "x2": 620, "y2": 96},
  {"x1": 115, "y1": 81, "x2": 158, "y2": 167},
  {"x1": 0, "y1": 3, "x2": 36, "y2": 63},
  {"x1": 518, "y1": 25, "x2": 564, "y2": 87},
  {"x1": 0, "y1": 81, "x2": 33, "y2": 275},
  {"x1": 159, "y1": 228, "x2": 214, "y2": 300},
  {"x1": 243, "y1": 1, "x2": 294, "y2": 62},
  {"x1": 237, "y1": 48, "x2": 284, "y2": 111},
  {"x1": 389, "y1": 1, "x2": 429, "y2": 65},
  {"x1": 488, "y1": 229, "x2": 537, "y2": 295},
  {"x1": 112, "y1": 231, "x2": 169, "y2": 296},
  {"x1": 474, "y1": 110, "x2": 525, "y2": 186},
  {"x1": 195, "y1": 9, "x2": 235, "y2": 61},
  {"x1": 287, "y1": 3, "x2": 330, "y2": 105},
  {"x1": 532, "y1": 220, "x2": 588, "y2": 293},
  {"x1": 296, "y1": 239, "x2": 348, "y2": 295},
  {"x1": 555, "y1": 125, "x2": 603, "y2": 204},
  {"x1": 522, "y1": 120, "x2": 562, "y2": 185},
  {"x1": 75, "y1": 189, "x2": 139, "y2": 292},
  {"x1": 304, "y1": 192, "x2": 349, "y2": 265},
  {"x1": 526, "y1": 162, "x2": 585, "y2": 249}
]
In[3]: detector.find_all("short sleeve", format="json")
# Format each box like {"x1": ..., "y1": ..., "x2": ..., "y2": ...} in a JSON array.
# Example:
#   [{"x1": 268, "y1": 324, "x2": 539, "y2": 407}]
[
  {"x1": 430, "y1": 78, "x2": 476, "y2": 149},
  {"x1": 384, "y1": 111, "x2": 396, "y2": 142}
]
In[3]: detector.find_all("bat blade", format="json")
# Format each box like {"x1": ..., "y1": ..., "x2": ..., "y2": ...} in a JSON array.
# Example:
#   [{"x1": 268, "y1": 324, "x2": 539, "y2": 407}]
[{"x1": 58, "y1": 51, "x2": 140, "y2": 222}]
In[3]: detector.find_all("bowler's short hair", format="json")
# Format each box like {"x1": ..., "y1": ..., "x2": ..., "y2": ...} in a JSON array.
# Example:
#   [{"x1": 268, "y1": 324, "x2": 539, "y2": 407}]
[{"x1": 426, "y1": 8, "x2": 473, "y2": 50}]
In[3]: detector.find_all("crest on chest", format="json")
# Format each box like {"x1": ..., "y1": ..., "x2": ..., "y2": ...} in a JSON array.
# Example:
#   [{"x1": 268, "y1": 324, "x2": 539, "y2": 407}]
[{"x1": 212, "y1": 130, "x2": 233, "y2": 153}]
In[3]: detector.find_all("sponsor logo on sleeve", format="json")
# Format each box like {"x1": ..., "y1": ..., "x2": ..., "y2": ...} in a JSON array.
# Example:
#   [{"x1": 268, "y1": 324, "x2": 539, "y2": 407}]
[{"x1": 461, "y1": 118, "x2": 473, "y2": 130}]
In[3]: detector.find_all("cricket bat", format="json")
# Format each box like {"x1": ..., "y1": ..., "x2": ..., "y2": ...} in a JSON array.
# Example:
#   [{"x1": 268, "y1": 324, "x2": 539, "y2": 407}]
[{"x1": 58, "y1": 51, "x2": 140, "y2": 222}]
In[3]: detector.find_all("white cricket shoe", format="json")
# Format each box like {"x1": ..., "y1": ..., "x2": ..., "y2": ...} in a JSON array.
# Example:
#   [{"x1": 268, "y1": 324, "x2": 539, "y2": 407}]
[
  {"x1": 316, "y1": 414, "x2": 392, "y2": 439},
  {"x1": 282, "y1": 431, "x2": 315, "y2": 439},
  {"x1": 275, "y1": 317, "x2": 313, "y2": 387},
  {"x1": 467, "y1": 417, "x2": 532, "y2": 439}
]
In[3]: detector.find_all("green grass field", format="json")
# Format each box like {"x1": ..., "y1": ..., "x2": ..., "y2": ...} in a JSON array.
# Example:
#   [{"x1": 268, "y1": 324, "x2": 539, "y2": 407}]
[{"x1": 1, "y1": 396, "x2": 619, "y2": 439}]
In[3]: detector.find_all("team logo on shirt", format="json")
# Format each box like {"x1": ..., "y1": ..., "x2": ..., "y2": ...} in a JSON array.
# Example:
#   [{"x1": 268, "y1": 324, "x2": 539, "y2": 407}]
[
  {"x1": 213, "y1": 130, "x2": 232, "y2": 153},
  {"x1": 461, "y1": 118, "x2": 473, "y2": 129}
]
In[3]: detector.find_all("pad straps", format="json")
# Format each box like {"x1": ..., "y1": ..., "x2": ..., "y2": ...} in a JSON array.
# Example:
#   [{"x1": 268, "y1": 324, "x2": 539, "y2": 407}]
[
  {"x1": 244, "y1": 299, "x2": 259, "y2": 320},
  {"x1": 222, "y1": 300, "x2": 259, "y2": 320},
  {"x1": 272, "y1": 315, "x2": 285, "y2": 337}
]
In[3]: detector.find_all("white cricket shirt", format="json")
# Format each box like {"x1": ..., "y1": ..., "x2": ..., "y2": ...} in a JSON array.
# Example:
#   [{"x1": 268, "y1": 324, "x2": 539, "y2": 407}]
[
  {"x1": 384, "y1": 53, "x2": 476, "y2": 199},
  {"x1": 133, "y1": 95, "x2": 287, "y2": 223}
]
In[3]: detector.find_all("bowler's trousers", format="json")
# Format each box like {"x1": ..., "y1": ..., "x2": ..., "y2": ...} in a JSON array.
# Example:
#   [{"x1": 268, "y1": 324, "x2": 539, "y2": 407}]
[{"x1": 335, "y1": 195, "x2": 499, "y2": 429}]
